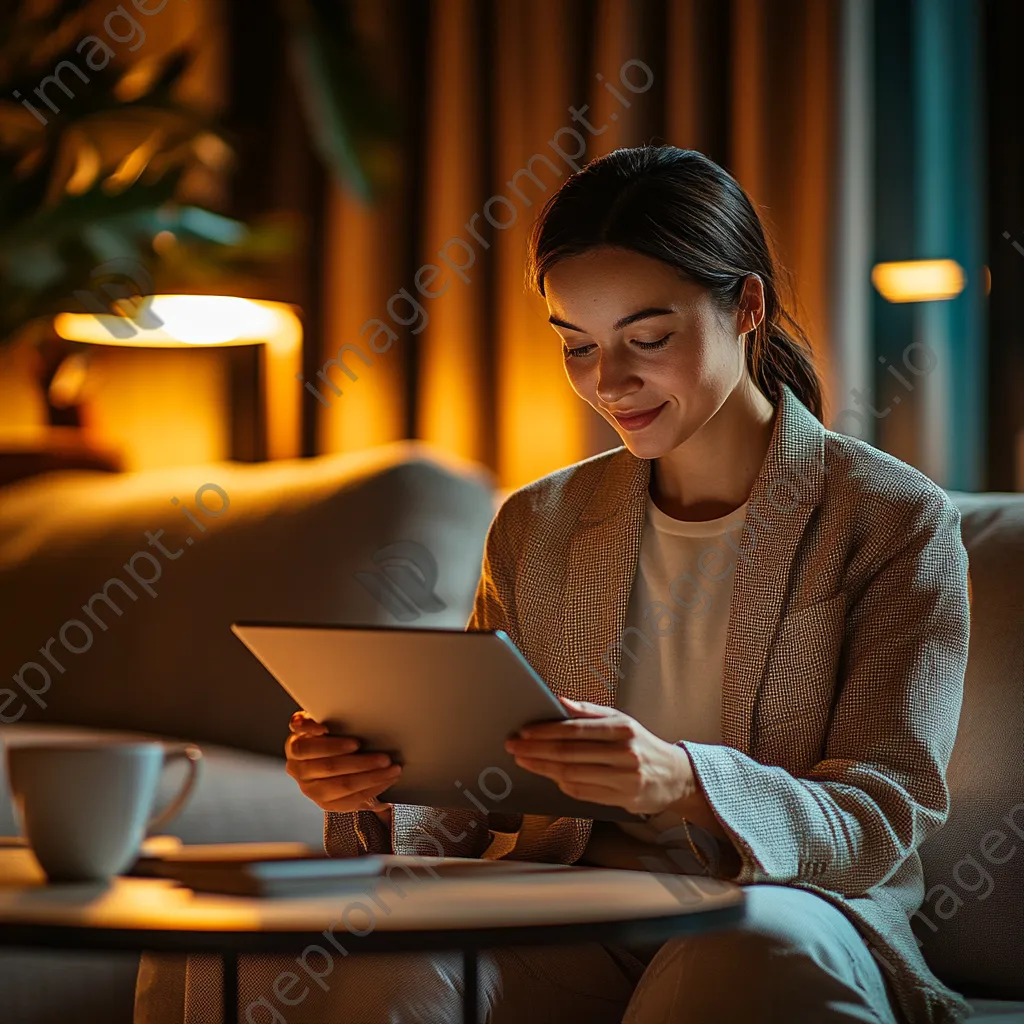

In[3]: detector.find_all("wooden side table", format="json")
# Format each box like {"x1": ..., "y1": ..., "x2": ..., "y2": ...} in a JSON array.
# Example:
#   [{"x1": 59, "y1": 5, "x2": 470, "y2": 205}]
[{"x1": 0, "y1": 848, "x2": 744, "y2": 1024}]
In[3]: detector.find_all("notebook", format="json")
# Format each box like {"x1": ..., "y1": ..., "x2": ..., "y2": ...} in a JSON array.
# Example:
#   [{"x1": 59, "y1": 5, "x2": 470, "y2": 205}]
[{"x1": 131, "y1": 842, "x2": 564, "y2": 897}]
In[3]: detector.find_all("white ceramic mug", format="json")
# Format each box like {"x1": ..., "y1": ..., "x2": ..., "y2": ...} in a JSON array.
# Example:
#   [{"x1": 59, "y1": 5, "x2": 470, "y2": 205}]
[{"x1": 5, "y1": 739, "x2": 203, "y2": 883}]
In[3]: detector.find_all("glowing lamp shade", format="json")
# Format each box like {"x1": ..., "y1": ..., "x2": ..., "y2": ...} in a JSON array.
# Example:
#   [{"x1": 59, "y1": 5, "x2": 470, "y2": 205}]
[
  {"x1": 871, "y1": 259, "x2": 966, "y2": 303},
  {"x1": 54, "y1": 296, "x2": 303, "y2": 460},
  {"x1": 54, "y1": 295, "x2": 301, "y2": 348}
]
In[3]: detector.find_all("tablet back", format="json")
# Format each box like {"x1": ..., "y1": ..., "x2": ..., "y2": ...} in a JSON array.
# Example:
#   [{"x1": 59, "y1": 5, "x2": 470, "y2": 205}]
[{"x1": 231, "y1": 622, "x2": 639, "y2": 822}]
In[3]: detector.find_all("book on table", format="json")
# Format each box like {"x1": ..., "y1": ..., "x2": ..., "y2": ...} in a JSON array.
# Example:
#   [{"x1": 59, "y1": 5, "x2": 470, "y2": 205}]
[{"x1": 130, "y1": 842, "x2": 569, "y2": 897}]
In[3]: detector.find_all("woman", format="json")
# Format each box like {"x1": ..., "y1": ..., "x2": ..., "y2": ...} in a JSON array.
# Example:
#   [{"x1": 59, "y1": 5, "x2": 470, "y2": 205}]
[{"x1": 136, "y1": 146, "x2": 972, "y2": 1024}]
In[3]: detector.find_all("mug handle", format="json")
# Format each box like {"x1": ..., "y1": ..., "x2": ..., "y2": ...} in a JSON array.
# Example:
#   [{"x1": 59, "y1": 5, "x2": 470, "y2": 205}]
[{"x1": 146, "y1": 744, "x2": 204, "y2": 834}]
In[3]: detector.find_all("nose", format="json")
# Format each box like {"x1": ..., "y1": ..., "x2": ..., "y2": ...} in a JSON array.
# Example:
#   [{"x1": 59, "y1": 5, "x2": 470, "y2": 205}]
[{"x1": 594, "y1": 349, "x2": 643, "y2": 407}]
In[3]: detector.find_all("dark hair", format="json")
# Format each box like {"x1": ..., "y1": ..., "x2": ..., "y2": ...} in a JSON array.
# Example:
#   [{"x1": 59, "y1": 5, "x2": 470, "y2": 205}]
[{"x1": 525, "y1": 146, "x2": 823, "y2": 421}]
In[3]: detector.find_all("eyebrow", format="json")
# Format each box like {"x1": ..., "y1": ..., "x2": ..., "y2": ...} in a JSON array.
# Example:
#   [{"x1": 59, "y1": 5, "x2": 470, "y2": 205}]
[{"x1": 547, "y1": 306, "x2": 676, "y2": 334}]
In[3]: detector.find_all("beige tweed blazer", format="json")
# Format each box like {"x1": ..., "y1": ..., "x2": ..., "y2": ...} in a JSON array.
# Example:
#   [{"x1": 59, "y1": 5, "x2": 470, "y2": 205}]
[{"x1": 326, "y1": 383, "x2": 973, "y2": 1024}]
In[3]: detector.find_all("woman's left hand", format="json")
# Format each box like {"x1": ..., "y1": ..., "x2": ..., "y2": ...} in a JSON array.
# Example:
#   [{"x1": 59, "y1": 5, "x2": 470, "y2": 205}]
[{"x1": 504, "y1": 696, "x2": 695, "y2": 817}]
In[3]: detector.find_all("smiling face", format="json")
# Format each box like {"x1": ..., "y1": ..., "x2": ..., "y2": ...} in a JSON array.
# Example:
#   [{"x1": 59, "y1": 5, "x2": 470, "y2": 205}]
[{"x1": 544, "y1": 246, "x2": 763, "y2": 458}]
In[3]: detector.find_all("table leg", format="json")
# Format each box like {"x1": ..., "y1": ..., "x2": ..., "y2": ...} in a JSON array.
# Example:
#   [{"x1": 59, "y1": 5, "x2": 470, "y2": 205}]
[
  {"x1": 462, "y1": 947, "x2": 478, "y2": 1024},
  {"x1": 222, "y1": 951, "x2": 238, "y2": 1024}
]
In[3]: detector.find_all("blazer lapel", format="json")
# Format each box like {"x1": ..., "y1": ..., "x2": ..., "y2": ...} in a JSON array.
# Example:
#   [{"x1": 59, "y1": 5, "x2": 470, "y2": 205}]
[
  {"x1": 721, "y1": 389, "x2": 824, "y2": 753},
  {"x1": 562, "y1": 449, "x2": 650, "y2": 707}
]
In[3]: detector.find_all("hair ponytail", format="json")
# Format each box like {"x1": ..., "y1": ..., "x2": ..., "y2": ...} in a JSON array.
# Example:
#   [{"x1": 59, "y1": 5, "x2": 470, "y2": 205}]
[{"x1": 748, "y1": 308, "x2": 823, "y2": 422}]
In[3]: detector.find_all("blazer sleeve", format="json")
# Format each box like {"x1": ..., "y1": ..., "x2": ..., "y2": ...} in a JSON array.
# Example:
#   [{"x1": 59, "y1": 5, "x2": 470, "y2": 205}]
[
  {"x1": 466, "y1": 500, "x2": 520, "y2": 635},
  {"x1": 325, "y1": 501, "x2": 518, "y2": 859},
  {"x1": 679, "y1": 490, "x2": 970, "y2": 895},
  {"x1": 325, "y1": 804, "x2": 390, "y2": 859}
]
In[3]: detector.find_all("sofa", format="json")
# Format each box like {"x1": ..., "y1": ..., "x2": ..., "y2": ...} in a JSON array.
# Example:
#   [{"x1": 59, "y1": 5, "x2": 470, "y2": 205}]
[
  {"x1": 911, "y1": 492, "x2": 1024, "y2": 1021},
  {"x1": 0, "y1": 445, "x2": 1020, "y2": 1023}
]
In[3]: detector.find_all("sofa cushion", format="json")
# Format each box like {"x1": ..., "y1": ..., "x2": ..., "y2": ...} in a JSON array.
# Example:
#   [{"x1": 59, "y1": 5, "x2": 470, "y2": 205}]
[
  {"x1": 0, "y1": 443, "x2": 496, "y2": 759},
  {"x1": 916, "y1": 493, "x2": 1024, "y2": 1000}
]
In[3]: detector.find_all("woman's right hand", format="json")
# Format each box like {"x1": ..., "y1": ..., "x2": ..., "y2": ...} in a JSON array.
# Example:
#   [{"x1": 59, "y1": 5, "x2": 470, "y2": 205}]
[{"x1": 285, "y1": 711, "x2": 401, "y2": 819}]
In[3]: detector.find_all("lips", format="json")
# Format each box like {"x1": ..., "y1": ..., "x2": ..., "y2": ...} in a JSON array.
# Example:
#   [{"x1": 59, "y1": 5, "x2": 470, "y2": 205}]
[{"x1": 610, "y1": 402, "x2": 667, "y2": 431}]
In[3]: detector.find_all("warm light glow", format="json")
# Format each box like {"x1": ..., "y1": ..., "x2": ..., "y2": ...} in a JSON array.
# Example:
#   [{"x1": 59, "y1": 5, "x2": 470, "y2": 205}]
[
  {"x1": 871, "y1": 259, "x2": 965, "y2": 302},
  {"x1": 114, "y1": 58, "x2": 161, "y2": 102},
  {"x1": 66, "y1": 138, "x2": 101, "y2": 195},
  {"x1": 192, "y1": 132, "x2": 233, "y2": 171},
  {"x1": 152, "y1": 230, "x2": 178, "y2": 255},
  {"x1": 104, "y1": 131, "x2": 163, "y2": 193},
  {"x1": 55, "y1": 296, "x2": 304, "y2": 461},
  {"x1": 55, "y1": 296, "x2": 301, "y2": 350},
  {"x1": 47, "y1": 353, "x2": 90, "y2": 408}
]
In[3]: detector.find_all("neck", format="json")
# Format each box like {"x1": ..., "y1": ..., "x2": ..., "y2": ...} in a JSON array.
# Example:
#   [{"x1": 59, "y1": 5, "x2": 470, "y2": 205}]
[{"x1": 650, "y1": 377, "x2": 777, "y2": 521}]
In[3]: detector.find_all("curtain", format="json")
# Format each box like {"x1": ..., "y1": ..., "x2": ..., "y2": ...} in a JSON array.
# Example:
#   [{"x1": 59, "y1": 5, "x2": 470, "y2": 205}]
[{"x1": 317, "y1": 0, "x2": 841, "y2": 493}]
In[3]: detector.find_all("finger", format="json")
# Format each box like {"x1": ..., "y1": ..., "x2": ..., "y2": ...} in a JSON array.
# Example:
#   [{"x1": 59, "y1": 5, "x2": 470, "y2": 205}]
[
  {"x1": 512, "y1": 755, "x2": 626, "y2": 804},
  {"x1": 289, "y1": 752, "x2": 395, "y2": 782},
  {"x1": 305, "y1": 770, "x2": 401, "y2": 806},
  {"x1": 289, "y1": 711, "x2": 327, "y2": 735},
  {"x1": 321, "y1": 781, "x2": 400, "y2": 814},
  {"x1": 511, "y1": 756, "x2": 627, "y2": 788},
  {"x1": 553, "y1": 778, "x2": 625, "y2": 806},
  {"x1": 303, "y1": 765, "x2": 403, "y2": 805},
  {"x1": 505, "y1": 737, "x2": 635, "y2": 765},
  {"x1": 557, "y1": 696, "x2": 615, "y2": 718},
  {"x1": 286, "y1": 734, "x2": 362, "y2": 760},
  {"x1": 517, "y1": 718, "x2": 632, "y2": 741}
]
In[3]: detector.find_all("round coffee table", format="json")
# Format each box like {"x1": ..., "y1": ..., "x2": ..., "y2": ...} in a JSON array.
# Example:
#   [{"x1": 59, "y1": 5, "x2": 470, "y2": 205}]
[{"x1": 0, "y1": 848, "x2": 745, "y2": 1023}]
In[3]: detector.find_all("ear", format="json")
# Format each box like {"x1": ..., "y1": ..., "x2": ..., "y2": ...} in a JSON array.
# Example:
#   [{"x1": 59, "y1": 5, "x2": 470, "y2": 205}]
[{"x1": 738, "y1": 274, "x2": 766, "y2": 336}]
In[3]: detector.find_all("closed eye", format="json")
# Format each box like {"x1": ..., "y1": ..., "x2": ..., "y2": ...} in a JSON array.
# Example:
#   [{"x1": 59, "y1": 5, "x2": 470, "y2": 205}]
[{"x1": 563, "y1": 333, "x2": 673, "y2": 359}]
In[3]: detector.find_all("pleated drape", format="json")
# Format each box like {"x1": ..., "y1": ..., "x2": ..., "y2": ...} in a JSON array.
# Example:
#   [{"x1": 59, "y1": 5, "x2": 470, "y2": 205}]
[{"x1": 318, "y1": 0, "x2": 841, "y2": 492}]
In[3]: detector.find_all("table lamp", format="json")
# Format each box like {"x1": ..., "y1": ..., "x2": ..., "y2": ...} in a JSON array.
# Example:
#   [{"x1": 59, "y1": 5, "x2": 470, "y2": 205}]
[{"x1": 54, "y1": 295, "x2": 304, "y2": 461}]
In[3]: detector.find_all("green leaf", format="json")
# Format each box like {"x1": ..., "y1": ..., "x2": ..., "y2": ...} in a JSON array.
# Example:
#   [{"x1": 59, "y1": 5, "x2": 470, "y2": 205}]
[
  {"x1": 278, "y1": 0, "x2": 399, "y2": 203},
  {"x1": 0, "y1": 0, "x2": 389, "y2": 350}
]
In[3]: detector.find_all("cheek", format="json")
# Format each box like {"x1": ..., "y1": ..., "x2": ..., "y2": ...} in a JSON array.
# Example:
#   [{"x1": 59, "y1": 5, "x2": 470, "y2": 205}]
[
  {"x1": 649, "y1": 338, "x2": 716, "y2": 397},
  {"x1": 563, "y1": 361, "x2": 593, "y2": 399},
  {"x1": 671, "y1": 332, "x2": 741, "y2": 395}
]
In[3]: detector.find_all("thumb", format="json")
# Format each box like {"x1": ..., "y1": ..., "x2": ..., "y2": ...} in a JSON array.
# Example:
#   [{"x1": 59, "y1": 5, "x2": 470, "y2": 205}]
[
  {"x1": 289, "y1": 711, "x2": 327, "y2": 735},
  {"x1": 558, "y1": 695, "x2": 613, "y2": 718}
]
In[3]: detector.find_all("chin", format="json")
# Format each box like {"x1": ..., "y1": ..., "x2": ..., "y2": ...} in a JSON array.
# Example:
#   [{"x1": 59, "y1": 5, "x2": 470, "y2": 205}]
[{"x1": 613, "y1": 428, "x2": 678, "y2": 459}]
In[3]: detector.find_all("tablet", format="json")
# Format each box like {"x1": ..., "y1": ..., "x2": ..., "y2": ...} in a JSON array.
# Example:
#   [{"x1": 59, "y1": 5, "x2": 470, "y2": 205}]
[{"x1": 231, "y1": 622, "x2": 640, "y2": 823}]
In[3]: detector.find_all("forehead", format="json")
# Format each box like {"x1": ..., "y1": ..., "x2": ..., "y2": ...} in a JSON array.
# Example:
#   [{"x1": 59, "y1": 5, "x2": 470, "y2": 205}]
[{"x1": 544, "y1": 248, "x2": 701, "y2": 325}]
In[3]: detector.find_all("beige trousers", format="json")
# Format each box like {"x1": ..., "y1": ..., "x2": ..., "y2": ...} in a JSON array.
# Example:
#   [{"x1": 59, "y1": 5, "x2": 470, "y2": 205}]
[{"x1": 135, "y1": 885, "x2": 903, "y2": 1024}]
